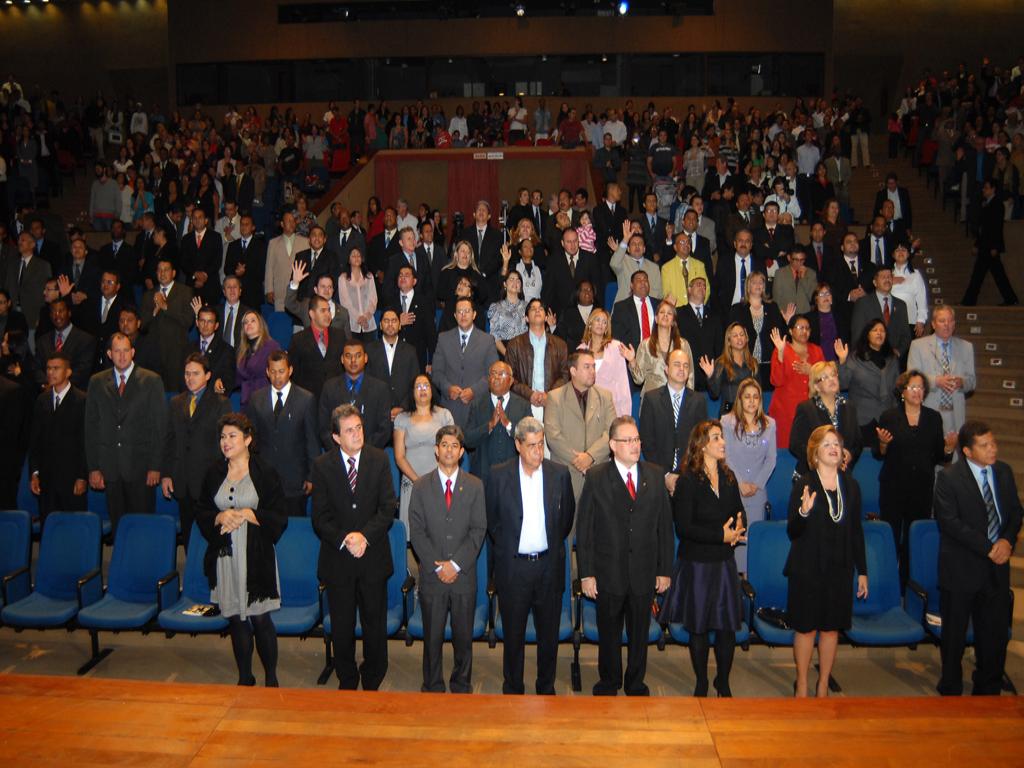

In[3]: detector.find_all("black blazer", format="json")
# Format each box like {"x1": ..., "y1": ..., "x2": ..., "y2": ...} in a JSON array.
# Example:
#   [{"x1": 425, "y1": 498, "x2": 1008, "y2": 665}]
[
  {"x1": 542, "y1": 248, "x2": 599, "y2": 316},
  {"x1": 458, "y1": 224, "x2": 504, "y2": 291},
  {"x1": 611, "y1": 295, "x2": 658, "y2": 352},
  {"x1": 576, "y1": 459, "x2": 674, "y2": 595},
  {"x1": 288, "y1": 326, "x2": 345, "y2": 401},
  {"x1": 215, "y1": 301, "x2": 252, "y2": 351},
  {"x1": 162, "y1": 388, "x2": 231, "y2": 499},
  {"x1": 97, "y1": 242, "x2": 138, "y2": 293},
  {"x1": 293, "y1": 247, "x2": 339, "y2": 301},
  {"x1": 317, "y1": 372, "x2": 393, "y2": 451},
  {"x1": 463, "y1": 391, "x2": 531, "y2": 479},
  {"x1": 29, "y1": 385, "x2": 87, "y2": 489},
  {"x1": 638, "y1": 385, "x2": 708, "y2": 474},
  {"x1": 714, "y1": 252, "x2": 766, "y2": 314},
  {"x1": 555, "y1": 304, "x2": 591, "y2": 352},
  {"x1": 591, "y1": 201, "x2": 629, "y2": 263},
  {"x1": 367, "y1": 230, "x2": 402, "y2": 277},
  {"x1": 311, "y1": 445, "x2": 397, "y2": 584},
  {"x1": 195, "y1": 455, "x2": 288, "y2": 601},
  {"x1": 485, "y1": 457, "x2": 575, "y2": 595},
  {"x1": 134, "y1": 230, "x2": 160, "y2": 289},
  {"x1": 673, "y1": 468, "x2": 745, "y2": 562},
  {"x1": 640, "y1": 214, "x2": 669, "y2": 260},
  {"x1": 57, "y1": 254, "x2": 103, "y2": 303},
  {"x1": 383, "y1": 291, "x2": 436, "y2": 369},
  {"x1": 785, "y1": 470, "x2": 866, "y2": 579},
  {"x1": 366, "y1": 338, "x2": 421, "y2": 413},
  {"x1": 140, "y1": 284, "x2": 195, "y2": 391},
  {"x1": 934, "y1": 459, "x2": 1023, "y2": 593},
  {"x1": 415, "y1": 242, "x2": 444, "y2": 301},
  {"x1": 789, "y1": 398, "x2": 863, "y2": 477},
  {"x1": 752, "y1": 223, "x2": 796, "y2": 266},
  {"x1": 822, "y1": 251, "x2": 875, "y2": 317},
  {"x1": 34, "y1": 326, "x2": 97, "y2": 391},
  {"x1": 178, "y1": 230, "x2": 224, "y2": 306},
  {"x1": 859, "y1": 233, "x2": 896, "y2": 269},
  {"x1": 806, "y1": 309, "x2": 850, "y2": 351},
  {"x1": 676, "y1": 303, "x2": 724, "y2": 392},
  {"x1": 73, "y1": 293, "x2": 123, "y2": 366},
  {"x1": 223, "y1": 237, "x2": 268, "y2": 309},
  {"x1": 873, "y1": 187, "x2": 913, "y2": 230},
  {"x1": 245, "y1": 384, "x2": 320, "y2": 498},
  {"x1": 222, "y1": 173, "x2": 256, "y2": 213},
  {"x1": 383, "y1": 249, "x2": 434, "y2": 307},
  {"x1": 729, "y1": 301, "x2": 788, "y2": 369},
  {"x1": 191, "y1": 335, "x2": 237, "y2": 395}
]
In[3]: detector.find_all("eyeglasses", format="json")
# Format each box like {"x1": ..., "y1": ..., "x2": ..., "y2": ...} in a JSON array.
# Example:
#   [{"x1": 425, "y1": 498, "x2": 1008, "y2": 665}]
[
  {"x1": 612, "y1": 437, "x2": 641, "y2": 445},
  {"x1": 489, "y1": 371, "x2": 511, "y2": 378},
  {"x1": 816, "y1": 290, "x2": 832, "y2": 297},
  {"x1": 414, "y1": 383, "x2": 431, "y2": 391},
  {"x1": 905, "y1": 385, "x2": 925, "y2": 392}
]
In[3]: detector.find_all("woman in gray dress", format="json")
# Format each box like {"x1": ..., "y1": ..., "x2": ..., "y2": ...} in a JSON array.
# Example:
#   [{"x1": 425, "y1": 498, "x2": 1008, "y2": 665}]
[
  {"x1": 393, "y1": 374, "x2": 454, "y2": 537},
  {"x1": 196, "y1": 413, "x2": 288, "y2": 687},
  {"x1": 721, "y1": 377, "x2": 776, "y2": 572}
]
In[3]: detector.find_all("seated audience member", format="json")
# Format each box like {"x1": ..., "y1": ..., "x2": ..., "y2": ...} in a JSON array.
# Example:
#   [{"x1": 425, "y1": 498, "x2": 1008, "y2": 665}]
[
  {"x1": 318, "y1": 338, "x2": 393, "y2": 450},
  {"x1": 789, "y1": 360, "x2": 862, "y2": 476}
]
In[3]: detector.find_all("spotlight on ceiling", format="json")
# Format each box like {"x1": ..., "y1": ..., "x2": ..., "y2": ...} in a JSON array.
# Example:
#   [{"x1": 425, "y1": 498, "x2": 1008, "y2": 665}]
[
  {"x1": 617, "y1": 1, "x2": 629, "y2": 15},
  {"x1": 514, "y1": 3, "x2": 525, "y2": 16}
]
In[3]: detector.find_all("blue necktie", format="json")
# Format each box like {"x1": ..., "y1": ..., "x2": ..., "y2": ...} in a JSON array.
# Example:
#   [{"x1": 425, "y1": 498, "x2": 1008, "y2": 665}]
[{"x1": 982, "y1": 468, "x2": 1001, "y2": 543}]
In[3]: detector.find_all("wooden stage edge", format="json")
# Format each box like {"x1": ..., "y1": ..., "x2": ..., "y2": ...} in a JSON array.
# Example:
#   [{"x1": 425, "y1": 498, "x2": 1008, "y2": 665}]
[{"x1": 1, "y1": 673, "x2": 1022, "y2": 767}]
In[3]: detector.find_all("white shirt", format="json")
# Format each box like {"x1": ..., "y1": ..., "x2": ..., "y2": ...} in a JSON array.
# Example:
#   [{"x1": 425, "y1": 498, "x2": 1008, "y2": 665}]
[
  {"x1": 876, "y1": 291, "x2": 893, "y2": 314},
  {"x1": 869, "y1": 234, "x2": 887, "y2": 264},
  {"x1": 396, "y1": 213, "x2": 418, "y2": 232},
  {"x1": 491, "y1": 392, "x2": 513, "y2": 434},
  {"x1": 458, "y1": 326, "x2": 473, "y2": 348},
  {"x1": 633, "y1": 294, "x2": 651, "y2": 334},
  {"x1": 341, "y1": 449, "x2": 361, "y2": 477},
  {"x1": 159, "y1": 281, "x2": 174, "y2": 298},
  {"x1": 271, "y1": 381, "x2": 292, "y2": 408},
  {"x1": 891, "y1": 264, "x2": 928, "y2": 324},
  {"x1": 114, "y1": 362, "x2": 136, "y2": 387},
  {"x1": 732, "y1": 253, "x2": 751, "y2": 305},
  {"x1": 399, "y1": 289, "x2": 414, "y2": 312},
  {"x1": 887, "y1": 188, "x2": 904, "y2": 220},
  {"x1": 578, "y1": 304, "x2": 594, "y2": 323},
  {"x1": 614, "y1": 458, "x2": 639, "y2": 492},
  {"x1": 52, "y1": 381, "x2": 71, "y2": 408},
  {"x1": 518, "y1": 460, "x2": 548, "y2": 554},
  {"x1": 383, "y1": 338, "x2": 398, "y2": 372},
  {"x1": 223, "y1": 301, "x2": 239, "y2": 338},
  {"x1": 436, "y1": 467, "x2": 463, "y2": 571}
]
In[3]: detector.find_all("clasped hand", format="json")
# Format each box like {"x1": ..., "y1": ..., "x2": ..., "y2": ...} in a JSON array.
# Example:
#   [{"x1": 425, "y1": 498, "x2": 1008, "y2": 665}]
[
  {"x1": 216, "y1": 507, "x2": 249, "y2": 534},
  {"x1": 722, "y1": 514, "x2": 746, "y2": 546}
]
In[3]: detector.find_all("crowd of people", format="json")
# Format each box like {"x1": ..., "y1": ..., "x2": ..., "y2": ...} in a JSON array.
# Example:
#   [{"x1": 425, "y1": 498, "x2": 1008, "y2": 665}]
[{"x1": 0, "y1": 55, "x2": 1021, "y2": 698}]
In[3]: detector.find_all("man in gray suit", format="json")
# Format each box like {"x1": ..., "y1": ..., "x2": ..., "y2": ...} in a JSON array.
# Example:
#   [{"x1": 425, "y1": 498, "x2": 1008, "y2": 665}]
[
  {"x1": 245, "y1": 349, "x2": 320, "y2": 517},
  {"x1": 432, "y1": 297, "x2": 499, "y2": 428},
  {"x1": 464, "y1": 360, "x2": 531, "y2": 483},
  {"x1": 4, "y1": 231, "x2": 51, "y2": 339},
  {"x1": 85, "y1": 332, "x2": 167, "y2": 534},
  {"x1": 850, "y1": 266, "x2": 911, "y2": 359},
  {"x1": 544, "y1": 349, "x2": 617, "y2": 500},
  {"x1": 408, "y1": 425, "x2": 487, "y2": 693},
  {"x1": 907, "y1": 305, "x2": 976, "y2": 436}
]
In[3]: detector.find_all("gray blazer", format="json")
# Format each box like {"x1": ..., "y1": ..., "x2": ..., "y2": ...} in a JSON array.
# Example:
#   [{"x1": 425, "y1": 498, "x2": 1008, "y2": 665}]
[
  {"x1": 84, "y1": 365, "x2": 167, "y2": 481},
  {"x1": 409, "y1": 469, "x2": 487, "y2": 596},
  {"x1": 284, "y1": 285, "x2": 352, "y2": 335},
  {"x1": 431, "y1": 326, "x2": 499, "y2": 427},
  {"x1": 839, "y1": 354, "x2": 900, "y2": 426},
  {"x1": 544, "y1": 382, "x2": 617, "y2": 500},
  {"x1": 906, "y1": 334, "x2": 976, "y2": 432},
  {"x1": 771, "y1": 265, "x2": 818, "y2": 315}
]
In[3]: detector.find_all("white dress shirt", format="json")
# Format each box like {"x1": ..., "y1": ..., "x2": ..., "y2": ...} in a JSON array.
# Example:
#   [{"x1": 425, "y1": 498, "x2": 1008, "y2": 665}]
[
  {"x1": 614, "y1": 458, "x2": 639, "y2": 491},
  {"x1": 517, "y1": 461, "x2": 548, "y2": 554},
  {"x1": 271, "y1": 381, "x2": 292, "y2": 408}
]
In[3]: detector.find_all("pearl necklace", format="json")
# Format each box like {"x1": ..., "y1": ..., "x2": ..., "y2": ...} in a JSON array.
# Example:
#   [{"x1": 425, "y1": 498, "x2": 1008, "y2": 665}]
[{"x1": 818, "y1": 472, "x2": 844, "y2": 523}]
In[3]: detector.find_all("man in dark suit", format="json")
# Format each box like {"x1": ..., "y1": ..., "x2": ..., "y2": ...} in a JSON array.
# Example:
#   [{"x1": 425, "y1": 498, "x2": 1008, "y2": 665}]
[
  {"x1": 292, "y1": 225, "x2": 337, "y2": 303},
  {"x1": 221, "y1": 160, "x2": 255, "y2": 214},
  {"x1": 134, "y1": 214, "x2": 161, "y2": 291},
  {"x1": 34, "y1": 297, "x2": 97, "y2": 391},
  {"x1": 366, "y1": 207, "x2": 400, "y2": 279},
  {"x1": 542, "y1": 228, "x2": 599, "y2": 317},
  {"x1": 464, "y1": 360, "x2": 531, "y2": 482},
  {"x1": 702, "y1": 156, "x2": 734, "y2": 199},
  {"x1": 383, "y1": 226, "x2": 434, "y2": 307},
  {"x1": 638, "y1": 349, "x2": 708, "y2": 492},
  {"x1": 724, "y1": 191, "x2": 765, "y2": 251},
  {"x1": 28, "y1": 217, "x2": 62, "y2": 272},
  {"x1": 714, "y1": 229, "x2": 765, "y2": 314},
  {"x1": 289, "y1": 295, "x2": 344, "y2": 401},
  {"x1": 366, "y1": 309, "x2": 420, "y2": 419},
  {"x1": 324, "y1": 207, "x2": 366, "y2": 273},
  {"x1": 312, "y1": 403, "x2": 398, "y2": 690},
  {"x1": 4, "y1": 231, "x2": 51, "y2": 335},
  {"x1": 178, "y1": 208, "x2": 223, "y2": 307},
  {"x1": 751, "y1": 201, "x2": 795, "y2": 268},
  {"x1": 383, "y1": 265, "x2": 436, "y2": 371},
  {"x1": 639, "y1": 192, "x2": 668, "y2": 262},
  {"x1": 84, "y1": 332, "x2": 167, "y2": 534},
  {"x1": 934, "y1": 421, "x2": 1022, "y2": 696},
  {"x1": 849, "y1": 267, "x2": 912, "y2": 359},
  {"x1": 554, "y1": 279, "x2": 595, "y2": 352},
  {"x1": 678, "y1": 209, "x2": 714, "y2": 275},
  {"x1": 222, "y1": 215, "x2": 267, "y2": 310},
  {"x1": 139, "y1": 259, "x2": 194, "y2": 391},
  {"x1": 804, "y1": 221, "x2": 837, "y2": 276},
  {"x1": 860, "y1": 215, "x2": 896, "y2": 271},
  {"x1": 873, "y1": 172, "x2": 913, "y2": 231},
  {"x1": 611, "y1": 271, "x2": 658, "y2": 352},
  {"x1": 591, "y1": 183, "x2": 629, "y2": 286},
  {"x1": 408, "y1": 425, "x2": 487, "y2": 693},
  {"x1": 577, "y1": 415, "x2": 674, "y2": 696},
  {"x1": 59, "y1": 236, "x2": 103, "y2": 306},
  {"x1": 416, "y1": 219, "x2": 444, "y2": 300},
  {"x1": 485, "y1": 416, "x2": 575, "y2": 694},
  {"x1": 191, "y1": 305, "x2": 236, "y2": 396},
  {"x1": 431, "y1": 298, "x2": 500, "y2": 428},
  {"x1": 676, "y1": 277, "x2": 723, "y2": 392},
  {"x1": 96, "y1": 221, "x2": 138, "y2": 295},
  {"x1": 962, "y1": 180, "x2": 1019, "y2": 307},
  {"x1": 458, "y1": 200, "x2": 503, "y2": 296},
  {"x1": 161, "y1": 352, "x2": 231, "y2": 549},
  {"x1": 245, "y1": 350, "x2": 320, "y2": 517},
  {"x1": 505, "y1": 299, "x2": 569, "y2": 416},
  {"x1": 217, "y1": 275, "x2": 251, "y2": 351},
  {"x1": 823, "y1": 232, "x2": 875, "y2": 324},
  {"x1": 318, "y1": 338, "x2": 393, "y2": 451},
  {"x1": 29, "y1": 352, "x2": 88, "y2": 527}
]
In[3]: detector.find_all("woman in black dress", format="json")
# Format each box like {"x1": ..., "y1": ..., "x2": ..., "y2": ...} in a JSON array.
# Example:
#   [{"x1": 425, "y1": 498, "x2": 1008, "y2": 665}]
[
  {"x1": 196, "y1": 413, "x2": 288, "y2": 687},
  {"x1": 789, "y1": 360, "x2": 862, "y2": 476},
  {"x1": 875, "y1": 370, "x2": 956, "y2": 586},
  {"x1": 728, "y1": 271, "x2": 791, "y2": 391},
  {"x1": 663, "y1": 420, "x2": 746, "y2": 697},
  {"x1": 786, "y1": 424, "x2": 868, "y2": 698}
]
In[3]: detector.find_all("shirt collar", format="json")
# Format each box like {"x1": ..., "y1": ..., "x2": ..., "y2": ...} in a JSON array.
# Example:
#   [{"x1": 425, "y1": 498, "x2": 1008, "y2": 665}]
[
  {"x1": 53, "y1": 381, "x2": 72, "y2": 400},
  {"x1": 437, "y1": 467, "x2": 459, "y2": 486},
  {"x1": 273, "y1": 381, "x2": 292, "y2": 400}
]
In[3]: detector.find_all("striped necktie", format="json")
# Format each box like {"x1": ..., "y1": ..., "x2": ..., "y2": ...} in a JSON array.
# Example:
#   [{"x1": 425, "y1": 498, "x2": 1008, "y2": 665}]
[
  {"x1": 981, "y1": 468, "x2": 1001, "y2": 543},
  {"x1": 347, "y1": 457, "x2": 358, "y2": 493}
]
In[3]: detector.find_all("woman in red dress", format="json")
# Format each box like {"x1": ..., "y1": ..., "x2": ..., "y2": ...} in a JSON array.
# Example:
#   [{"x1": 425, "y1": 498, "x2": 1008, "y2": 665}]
[
  {"x1": 328, "y1": 111, "x2": 350, "y2": 173},
  {"x1": 769, "y1": 314, "x2": 824, "y2": 448}
]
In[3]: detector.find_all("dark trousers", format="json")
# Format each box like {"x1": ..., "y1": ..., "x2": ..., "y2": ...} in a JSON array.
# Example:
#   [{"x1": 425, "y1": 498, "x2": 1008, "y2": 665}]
[
  {"x1": 326, "y1": 576, "x2": 388, "y2": 690},
  {"x1": 419, "y1": 588, "x2": 475, "y2": 693},
  {"x1": 498, "y1": 558, "x2": 563, "y2": 695},
  {"x1": 938, "y1": 564, "x2": 1011, "y2": 696},
  {"x1": 105, "y1": 477, "x2": 155, "y2": 535},
  {"x1": 962, "y1": 249, "x2": 1019, "y2": 305},
  {"x1": 177, "y1": 496, "x2": 197, "y2": 551},
  {"x1": 283, "y1": 495, "x2": 307, "y2": 517},
  {"x1": 594, "y1": 590, "x2": 653, "y2": 696},
  {"x1": 38, "y1": 476, "x2": 87, "y2": 527}
]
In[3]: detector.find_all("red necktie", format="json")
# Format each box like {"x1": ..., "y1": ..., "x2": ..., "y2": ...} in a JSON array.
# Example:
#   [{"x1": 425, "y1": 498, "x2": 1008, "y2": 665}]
[
  {"x1": 445, "y1": 478, "x2": 452, "y2": 510},
  {"x1": 55, "y1": 332, "x2": 63, "y2": 352},
  {"x1": 118, "y1": 374, "x2": 126, "y2": 396},
  {"x1": 196, "y1": 232, "x2": 203, "y2": 248},
  {"x1": 883, "y1": 297, "x2": 891, "y2": 326},
  {"x1": 640, "y1": 301, "x2": 651, "y2": 340},
  {"x1": 626, "y1": 471, "x2": 637, "y2": 500}
]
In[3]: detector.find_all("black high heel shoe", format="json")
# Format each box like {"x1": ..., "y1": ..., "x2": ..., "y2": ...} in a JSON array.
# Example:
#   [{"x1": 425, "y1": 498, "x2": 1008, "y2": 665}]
[
  {"x1": 714, "y1": 678, "x2": 732, "y2": 698},
  {"x1": 693, "y1": 679, "x2": 709, "y2": 698}
]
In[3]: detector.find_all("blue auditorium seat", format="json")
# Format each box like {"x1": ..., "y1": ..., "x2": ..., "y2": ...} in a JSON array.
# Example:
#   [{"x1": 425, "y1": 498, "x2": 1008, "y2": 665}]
[
  {"x1": 745, "y1": 521, "x2": 795, "y2": 646},
  {"x1": 158, "y1": 523, "x2": 229, "y2": 635},
  {"x1": 270, "y1": 517, "x2": 321, "y2": 636},
  {"x1": 383, "y1": 446, "x2": 402, "y2": 498},
  {"x1": 154, "y1": 488, "x2": 181, "y2": 535},
  {"x1": 905, "y1": 520, "x2": 950, "y2": 640},
  {"x1": 87, "y1": 490, "x2": 112, "y2": 540},
  {"x1": 15, "y1": 460, "x2": 37, "y2": 534},
  {"x1": 267, "y1": 311, "x2": 294, "y2": 350},
  {"x1": 229, "y1": 391, "x2": 242, "y2": 412},
  {"x1": 0, "y1": 510, "x2": 32, "y2": 610},
  {"x1": 851, "y1": 454, "x2": 883, "y2": 517},
  {"x1": 765, "y1": 449, "x2": 797, "y2": 521},
  {"x1": 76, "y1": 514, "x2": 178, "y2": 674}
]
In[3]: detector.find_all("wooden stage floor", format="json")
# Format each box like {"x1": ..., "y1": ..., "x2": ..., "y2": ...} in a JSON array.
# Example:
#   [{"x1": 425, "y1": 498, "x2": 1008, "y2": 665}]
[{"x1": 0, "y1": 674, "x2": 1021, "y2": 767}]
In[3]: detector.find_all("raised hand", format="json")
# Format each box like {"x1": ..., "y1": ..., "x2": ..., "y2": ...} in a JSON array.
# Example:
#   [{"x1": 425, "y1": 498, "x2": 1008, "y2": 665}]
[
  {"x1": 190, "y1": 296, "x2": 203, "y2": 316},
  {"x1": 769, "y1": 326, "x2": 786, "y2": 353},
  {"x1": 834, "y1": 339, "x2": 849, "y2": 364},
  {"x1": 799, "y1": 484, "x2": 816, "y2": 516},
  {"x1": 875, "y1": 427, "x2": 894, "y2": 447},
  {"x1": 291, "y1": 259, "x2": 309, "y2": 284},
  {"x1": 781, "y1": 302, "x2": 797, "y2": 323},
  {"x1": 698, "y1": 354, "x2": 715, "y2": 378},
  {"x1": 620, "y1": 342, "x2": 636, "y2": 363}
]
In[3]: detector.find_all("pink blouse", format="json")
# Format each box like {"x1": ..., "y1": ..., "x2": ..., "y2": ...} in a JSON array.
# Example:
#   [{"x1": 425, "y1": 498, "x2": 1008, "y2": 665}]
[{"x1": 579, "y1": 339, "x2": 633, "y2": 417}]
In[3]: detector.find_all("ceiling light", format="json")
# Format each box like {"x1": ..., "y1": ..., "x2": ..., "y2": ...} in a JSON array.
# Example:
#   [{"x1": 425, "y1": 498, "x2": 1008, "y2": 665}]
[
  {"x1": 617, "y1": 1, "x2": 629, "y2": 15},
  {"x1": 514, "y1": 3, "x2": 525, "y2": 16}
]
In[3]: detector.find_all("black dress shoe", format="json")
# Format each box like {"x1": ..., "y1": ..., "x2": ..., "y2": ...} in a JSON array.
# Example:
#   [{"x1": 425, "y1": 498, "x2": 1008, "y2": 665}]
[{"x1": 999, "y1": 300, "x2": 1020, "y2": 307}]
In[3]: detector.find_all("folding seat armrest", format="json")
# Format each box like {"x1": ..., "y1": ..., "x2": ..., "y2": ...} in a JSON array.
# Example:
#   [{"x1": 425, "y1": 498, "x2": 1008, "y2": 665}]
[
  {"x1": 400, "y1": 574, "x2": 416, "y2": 629},
  {"x1": 740, "y1": 579, "x2": 756, "y2": 626},
  {"x1": 156, "y1": 571, "x2": 179, "y2": 613},
  {"x1": 2, "y1": 566, "x2": 31, "y2": 605},
  {"x1": 572, "y1": 578, "x2": 582, "y2": 632},
  {"x1": 905, "y1": 579, "x2": 928, "y2": 624},
  {"x1": 77, "y1": 568, "x2": 103, "y2": 609}
]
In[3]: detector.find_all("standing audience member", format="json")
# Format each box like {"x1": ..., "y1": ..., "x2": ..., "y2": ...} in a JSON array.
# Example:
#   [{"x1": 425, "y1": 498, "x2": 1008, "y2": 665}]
[
  {"x1": 768, "y1": 316, "x2": 825, "y2": 448},
  {"x1": 141, "y1": 259, "x2": 194, "y2": 391},
  {"x1": 629, "y1": 300, "x2": 693, "y2": 396},
  {"x1": 676, "y1": 277, "x2": 722, "y2": 392},
  {"x1": 235, "y1": 310, "x2": 280, "y2": 407},
  {"x1": 318, "y1": 339, "x2": 393, "y2": 450},
  {"x1": 190, "y1": 305, "x2": 236, "y2": 396},
  {"x1": 789, "y1": 360, "x2": 862, "y2": 477},
  {"x1": 906, "y1": 305, "x2": 975, "y2": 436},
  {"x1": 366, "y1": 308, "x2": 421, "y2": 417},
  {"x1": 701, "y1": 322, "x2": 757, "y2": 415},
  {"x1": 850, "y1": 267, "x2": 911, "y2": 361},
  {"x1": 196, "y1": 412, "x2": 288, "y2": 687},
  {"x1": 288, "y1": 295, "x2": 345, "y2": 401},
  {"x1": 431, "y1": 297, "x2": 499, "y2": 428},
  {"x1": 730, "y1": 271, "x2": 791, "y2": 390},
  {"x1": 836, "y1": 321, "x2": 900, "y2": 446},
  {"x1": 805, "y1": 283, "x2": 848, "y2": 362},
  {"x1": 961, "y1": 180, "x2": 1018, "y2": 306},
  {"x1": 464, "y1": 360, "x2": 531, "y2": 482},
  {"x1": 504, "y1": 298, "x2": 568, "y2": 421},
  {"x1": 33, "y1": 297, "x2": 96, "y2": 391},
  {"x1": 581, "y1": 307, "x2": 635, "y2": 417},
  {"x1": 787, "y1": 425, "x2": 868, "y2": 698}
]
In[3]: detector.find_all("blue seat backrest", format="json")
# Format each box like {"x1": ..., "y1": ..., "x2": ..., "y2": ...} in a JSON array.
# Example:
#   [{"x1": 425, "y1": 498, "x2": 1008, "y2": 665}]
[
  {"x1": 87, "y1": 489, "x2": 109, "y2": 524},
  {"x1": 0, "y1": 510, "x2": 31, "y2": 575},
  {"x1": 384, "y1": 447, "x2": 402, "y2": 498},
  {"x1": 183, "y1": 523, "x2": 213, "y2": 601},
  {"x1": 275, "y1": 517, "x2": 320, "y2": 607},
  {"x1": 852, "y1": 455, "x2": 883, "y2": 515},
  {"x1": 746, "y1": 521, "x2": 791, "y2": 610},
  {"x1": 908, "y1": 519, "x2": 940, "y2": 612},
  {"x1": 108, "y1": 514, "x2": 177, "y2": 603},
  {"x1": 16, "y1": 460, "x2": 36, "y2": 517},
  {"x1": 35, "y1": 512, "x2": 102, "y2": 600},
  {"x1": 766, "y1": 450, "x2": 797, "y2": 515},
  {"x1": 230, "y1": 391, "x2": 242, "y2": 412},
  {"x1": 387, "y1": 520, "x2": 408, "y2": 608},
  {"x1": 854, "y1": 521, "x2": 901, "y2": 616},
  {"x1": 267, "y1": 312, "x2": 294, "y2": 351}
]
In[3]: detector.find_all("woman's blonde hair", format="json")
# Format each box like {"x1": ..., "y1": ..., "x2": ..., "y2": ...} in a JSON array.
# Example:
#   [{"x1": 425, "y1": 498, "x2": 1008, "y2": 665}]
[
  {"x1": 442, "y1": 240, "x2": 482, "y2": 273},
  {"x1": 808, "y1": 360, "x2": 838, "y2": 399},
  {"x1": 580, "y1": 308, "x2": 611, "y2": 354},
  {"x1": 743, "y1": 270, "x2": 767, "y2": 303},
  {"x1": 236, "y1": 310, "x2": 271, "y2": 364},
  {"x1": 807, "y1": 424, "x2": 843, "y2": 470}
]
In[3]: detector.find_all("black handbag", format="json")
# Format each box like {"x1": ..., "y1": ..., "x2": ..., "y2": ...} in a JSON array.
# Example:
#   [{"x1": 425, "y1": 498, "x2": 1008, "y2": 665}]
[{"x1": 756, "y1": 606, "x2": 790, "y2": 630}]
